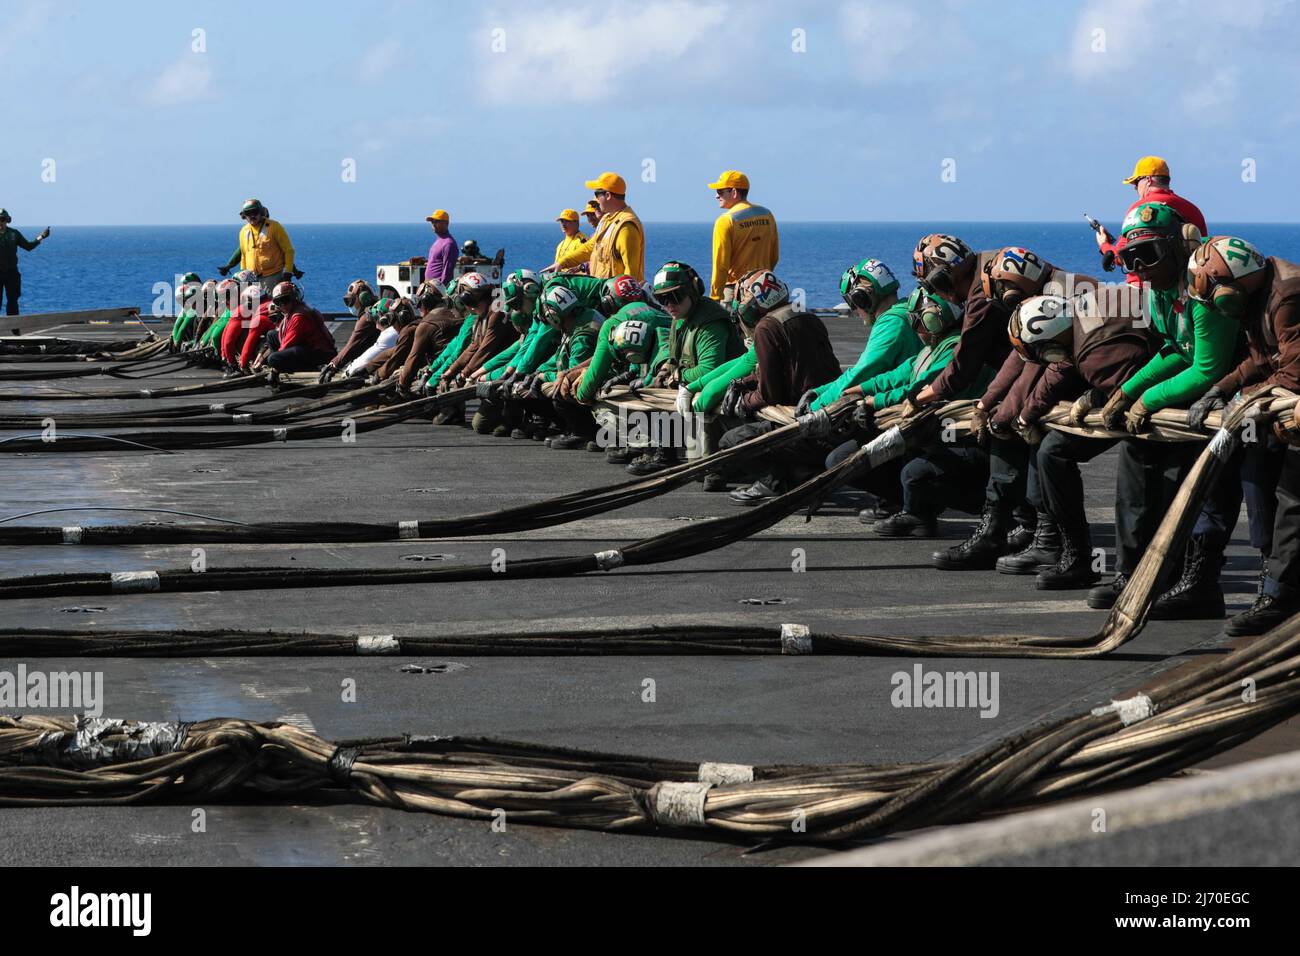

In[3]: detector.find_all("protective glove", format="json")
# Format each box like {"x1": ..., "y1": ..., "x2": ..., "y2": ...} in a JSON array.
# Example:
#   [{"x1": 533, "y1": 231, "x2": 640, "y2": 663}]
[
  {"x1": 1124, "y1": 398, "x2": 1151, "y2": 435},
  {"x1": 527, "y1": 375, "x2": 544, "y2": 399},
  {"x1": 851, "y1": 400, "x2": 875, "y2": 431},
  {"x1": 318, "y1": 364, "x2": 338, "y2": 384},
  {"x1": 675, "y1": 385, "x2": 693, "y2": 417},
  {"x1": 1187, "y1": 387, "x2": 1226, "y2": 432},
  {"x1": 1068, "y1": 387, "x2": 1104, "y2": 427},
  {"x1": 794, "y1": 388, "x2": 818, "y2": 417},
  {"x1": 1273, "y1": 417, "x2": 1300, "y2": 447},
  {"x1": 218, "y1": 265, "x2": 232, "y2": 277},
  {"x1": 475, "y1": 381, "x2": 495, "y2": 401},
  {"x1": 598, "y1": 369, "x2": 637, "y2": 397},
  {"x1": 1100, "y1": 250, "x2": 1116, "y2": 272},
  {"x1": 1013, "y1": 416, "x2": 1045, "y2": 445},
  {"x1": 970, "y1": 405, "x2": 991, "y2": 446},
  {"x1": 897, "y1": 399, "x2": 920, "y2": 419},
  {"x1": 1100, "y1": 388, "x2": 1136, "y2": 430}
]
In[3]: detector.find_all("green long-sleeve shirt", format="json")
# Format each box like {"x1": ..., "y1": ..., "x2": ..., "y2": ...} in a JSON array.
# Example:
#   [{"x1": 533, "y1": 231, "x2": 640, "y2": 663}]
[
  {"x1": 170, "y1": 309, "x2": 200, "y2": 344},
  {"x1": 810, "y1": 303, "x2": 922, "y2": 411},
  {"x1": 1121, "y1": 288, "x2": 1240, "y2": 412},
  {"x1": 856, "y1": 331, "x2": 988, "y2": 408},
  {"x1": 199, "y1": 309, "x2": 232, "y2": 348},
  {"x1": 504, "y1": 319, "x2": 561, "y2": 377},
  {"x1": 574, "y1": 307, "x2": 672, "y2": 403},
  {"x1": 689, "y1": 347, "x2": 758, "y2": 413},
  {"x1": 427, "y1": 313, "x2": 475, "y2": 379},
  {"x1": 665, "y1": 297, "x2": 744, "y2": 386},
  {"x1": 537, "y1": 308, "x2": 603, "y2": 383}
]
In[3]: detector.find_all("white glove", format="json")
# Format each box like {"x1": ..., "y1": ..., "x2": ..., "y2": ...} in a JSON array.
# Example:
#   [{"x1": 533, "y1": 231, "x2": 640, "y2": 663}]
[{"x1": 676, "y1": 385, "x2": 693, "y2": 417}]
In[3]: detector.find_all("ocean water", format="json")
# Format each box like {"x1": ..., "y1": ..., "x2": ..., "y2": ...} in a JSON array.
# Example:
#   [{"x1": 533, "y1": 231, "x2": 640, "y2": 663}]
[{"x1": 9, "y1": 221, "x2": 1300, "y2": 316}]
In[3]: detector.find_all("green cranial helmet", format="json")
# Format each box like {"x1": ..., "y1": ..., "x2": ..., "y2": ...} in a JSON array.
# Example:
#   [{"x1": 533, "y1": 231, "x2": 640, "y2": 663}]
[
  {"x1": 840, "y1": 257, "x2": 900, "y2": 312},
  {"x1": 502, "y1": 269, "x2": 542, "y2": 311},
  {"x1": 609, "y1": 304, "x2": 661, "y2": 364},
  {"x1": 1118, "y1": 202, "x2": 1186, "y2": 274},
  {"x1": 651, "y1": 261, "x2": 704, "y2": 303},
  {"x1": 541, "y1": 284, "x2": 582, "y2": 327},
  {"x1": 905, "y1": 287, "x2": 963, "y2": 339}
]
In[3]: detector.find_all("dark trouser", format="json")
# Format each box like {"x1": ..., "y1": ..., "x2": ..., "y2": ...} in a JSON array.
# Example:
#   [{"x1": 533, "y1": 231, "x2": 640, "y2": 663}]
[
  {"x1": 1038, "y1": 431, "x2": 1195, "y2": 575},
  {"x1": 826, "y1": 438, "x2": 988, "y2": 519},
  {"x1": 1266, "y1": 447, "x2": 1300, "y2": 600},
  {"x1": 0, "y1": 269, "x2": 20, "y2": 316},
  {"x1": 266, "y1": 345, "x2": 334, "y2": 372},
  {"x1": 986, "y1": 435, "x2": 1041, "y2": 516},
  {"x1": 719, "y1": 420, "x2": 830, "y2": 490},
  {"x1": 1193, "y1": 438, "x2": 1285, "y2": 552},
  {"x1": 554, "y1": 399, "x2": 598, "y2": 439}
]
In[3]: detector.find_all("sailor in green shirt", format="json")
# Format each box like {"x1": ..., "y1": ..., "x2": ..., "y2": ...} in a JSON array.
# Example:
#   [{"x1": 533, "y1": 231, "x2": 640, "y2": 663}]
[
  {"x1": 827, "y1": 289, "x2": 996, "y2": 537},
  {"x1": 169, "y1": 273, "x2": 203, "y2": 348},
  {"x1": 0, "y1": 209, "x2": 50, "y2": 316},
  {"x1": 803, "y1": 257, "x2": 922, "y2": 413},
  {"x1": 627, "y1": 260, "x2": 744, "y2": 475},
  {"x1": 473, "y1": 270, "x2": 547, "y2": 437},
  {"x1": 1089, "y1": 201, "x2": 1241, "y2": 610},
  {"x1": 512, "y1": 284, "x2": 605, "y2": 449}
]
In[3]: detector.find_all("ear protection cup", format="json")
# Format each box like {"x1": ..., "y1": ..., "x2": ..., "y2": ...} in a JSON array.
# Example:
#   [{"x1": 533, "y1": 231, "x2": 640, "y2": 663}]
[
  {"x1": 1181, "y1": 223, "x2": 1203, "y2": 259},
  {"x1": 1213, "y1": 284, "x2": 1247, "y2": 317}
]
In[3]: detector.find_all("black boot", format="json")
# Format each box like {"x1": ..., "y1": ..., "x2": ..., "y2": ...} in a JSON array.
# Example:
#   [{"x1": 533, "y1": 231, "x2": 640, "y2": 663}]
[
  {"x1": 872, "y1": 511, "x2": 938, "y2": 537},
  {"x1": 1036, "y1": 525, "x2": 1100, "y2": 590},
  {"x1": 1087, "y1": 574, "x2": 1129, "y2": 609},
  {"x1": 997, "y1": 511, "x2": 1062, "y2": 575},
  {"x1": 1148, "y1": 536, "x2": 1226, "y2": 620},
  {"x1": 1005, "y1": 521, "x2": 1035, "y2": 555},
  {"x1": 932, "y1": 503, "x2": 1010, "y2": 570},
  {"x1": 626, "y1": 447, "x2": 679, "y2": 476},
  {"x1": 1225, "y1": 592, "x2": 1300, "y2": 636}
]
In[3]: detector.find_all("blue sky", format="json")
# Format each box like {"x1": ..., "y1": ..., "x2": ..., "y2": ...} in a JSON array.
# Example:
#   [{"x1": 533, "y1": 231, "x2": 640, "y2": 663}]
[{"x1": 3, "y1": 0, "x2": 1298, "y2": 225}]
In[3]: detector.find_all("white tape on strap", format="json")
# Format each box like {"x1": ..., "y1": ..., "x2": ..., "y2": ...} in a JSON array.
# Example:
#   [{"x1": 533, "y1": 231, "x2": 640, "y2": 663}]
[
  {"x1": 698, "y1": 762, "x2": 754, "y2": 785},
  {"x1": 398, "y1": 521, "x2": 420, "y2": 539},
  {"x1": 208, "y1": 403, "x2": 226, "y2": 413},
  {"x1": 594, "y1": 549, "x2": 624, "y2": 571},
  {"x1": 651, "y1": 781, "x2": 713, "y2": 827},
  {"x1": 61, "y1": 526, "x2": 83, "y2": 544},
  {"x1": 272, "y1": 428, "x2": 288, "y2": 442},
  {"x1": 1208, "y1": 427, "x2": 1238, "y2": 462},
  {"x1": 1091, "y1": 693, "x2": 1154, "y2": 726},
  {"x1": 863, "y1": 425, "x2": 905, "y2": 468},
  {"x1": 139, "y1": 389, "x2": 153, "y2": 398},
  {"x1": 233, "y1": 414, "x2": 253, "y2": 424},
  {"x1": 356, "y1": 634, "x2": 400, "y2": 655},
  {"x1": 110, "y1": 571, "x2": 160, "y2": 593},
  {"x1": 780, "y1": 623, "x2": 812, "y2": 655}
]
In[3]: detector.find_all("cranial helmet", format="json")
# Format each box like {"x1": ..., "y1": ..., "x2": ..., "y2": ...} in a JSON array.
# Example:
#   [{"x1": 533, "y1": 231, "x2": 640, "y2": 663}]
[{"x1": 1187, "y1": 236, "x2": 1270, "y2": 318}]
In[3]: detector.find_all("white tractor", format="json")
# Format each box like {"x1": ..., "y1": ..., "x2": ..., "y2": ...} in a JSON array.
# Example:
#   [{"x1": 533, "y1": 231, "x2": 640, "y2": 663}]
[{"x1": 375, "y1": 242, "x2": 505, "y2": 299}]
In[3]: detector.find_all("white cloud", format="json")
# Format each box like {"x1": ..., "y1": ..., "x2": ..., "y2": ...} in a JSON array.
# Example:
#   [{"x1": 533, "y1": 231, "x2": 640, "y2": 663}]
[
  {"x1": 478, "y1": 1, "x2": 729, "y2": 105},
  {"x1": 145, "y1": 55, "x2": 213, "y2": 106},
  {"x1": 838, "y1": 1, "x2": 975, "y2": 84}
]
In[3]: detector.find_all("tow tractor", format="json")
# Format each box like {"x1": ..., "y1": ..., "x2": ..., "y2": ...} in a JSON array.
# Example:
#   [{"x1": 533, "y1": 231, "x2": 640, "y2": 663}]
[{"x1": 375, "y1": 243, "x2": 505, "y2": 299}]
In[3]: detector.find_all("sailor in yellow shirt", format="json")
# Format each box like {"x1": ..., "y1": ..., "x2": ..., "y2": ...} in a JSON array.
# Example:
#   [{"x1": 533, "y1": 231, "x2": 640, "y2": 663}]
[
  {"x1": 582, "y1": 171, "x2": 645, "y2": 282},
  {"x1": 707, "y1": 170, "x2": 778, "y2": 300},
  {"x1": 547, "y1": 208, "x2": 590, "y2": 273},
  {"x1": 220, "y1": 198, "x2": 295, "y2": 293}
]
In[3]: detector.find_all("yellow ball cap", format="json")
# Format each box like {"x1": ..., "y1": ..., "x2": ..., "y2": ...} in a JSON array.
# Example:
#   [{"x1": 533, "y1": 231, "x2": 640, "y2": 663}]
[
  {"x1": 425, "y1": 209, "x2": 450, "y2": 222},
  {"x1": 555, "y1": 208, "x2": 579, "y2": 222},
  {"x1": 584, "y1": 172, "x2": 627, "y2": 194},
  {"x1": 1123, "y1": 156, "x2": 1170, "y2": 185},
  {"x1": 707, "y1": 169, "x2": 750, "y2": 190}
]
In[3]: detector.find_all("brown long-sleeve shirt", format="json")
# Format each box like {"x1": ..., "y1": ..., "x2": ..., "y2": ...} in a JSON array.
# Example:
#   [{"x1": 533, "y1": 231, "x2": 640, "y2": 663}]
[
  {"x1": 445, "y1": 306, "x2": 514, "y2": 380},
  {"x1": 736, "y1": 306, "x2": 842, "y2": 413}
]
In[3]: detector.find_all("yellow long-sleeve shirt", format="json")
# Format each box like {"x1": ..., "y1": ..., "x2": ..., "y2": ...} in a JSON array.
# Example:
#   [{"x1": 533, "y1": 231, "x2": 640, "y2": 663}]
[
  {"x1": 710, "y1": 201, "x2": 778, "y2": 298},
  {"x1": 587, "y1": 207, "x2": 644, "y2": 282},
  {"x1": 554, "y1": 231, "x2": 590, "y2": 271},
  {"x1": 239, "y1": 219, "x2": 295, "y2": 277}
]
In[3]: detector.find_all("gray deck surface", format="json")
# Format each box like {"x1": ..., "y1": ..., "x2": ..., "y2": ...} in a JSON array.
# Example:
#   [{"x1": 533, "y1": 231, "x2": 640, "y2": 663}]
[{"x1": 0, "y1": 318, "x2": 1294, "y2": 866}]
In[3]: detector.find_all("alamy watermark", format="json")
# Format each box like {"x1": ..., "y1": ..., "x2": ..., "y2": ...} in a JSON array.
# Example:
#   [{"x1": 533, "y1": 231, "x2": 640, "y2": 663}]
[
  {"x1": 0, "y1": 665, "x2": 104, "y2": 716},
  {"x1": 891, "y1": 664, "x2": 1000, "y2": 718}
]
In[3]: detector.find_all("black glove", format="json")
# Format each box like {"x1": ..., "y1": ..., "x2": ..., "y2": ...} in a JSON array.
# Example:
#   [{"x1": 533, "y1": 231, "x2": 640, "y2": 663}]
[
  {"x1": 292, "y1": 268, "x2": 304, "y2": 280},
  {"x1": 318, "y1": 364, "x2": 338, "y2": 384},
  {"x1": 720, "y1": 381, "x2": 745, "y2": 418},
  {"x1": 794, "y1": 388, "x2": 818, "y2": 417},
  {"x1": 1100, "y1": 250, "x2": 1116, "y2": 272},
  {"x1": 475, "y1": 381, "x2": 495, "y2": 401},
  {"x1": 852, "y1": 400, "x2": 875, "y2": 431},
  {"x1": 1187, "y1": 387, "x2": 1227, "y2": 431}
]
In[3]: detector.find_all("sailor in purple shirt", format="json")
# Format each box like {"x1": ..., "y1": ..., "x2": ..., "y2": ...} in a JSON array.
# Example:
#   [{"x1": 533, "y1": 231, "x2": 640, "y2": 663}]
[{"x1": 424, "y1": 209, "x2": 458, "y2": 285}]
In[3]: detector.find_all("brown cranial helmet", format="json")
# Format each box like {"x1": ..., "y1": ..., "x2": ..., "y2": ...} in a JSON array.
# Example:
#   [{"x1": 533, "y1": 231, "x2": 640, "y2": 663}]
[
  {"x1": 981, "y1": 247, "x2": 1051, "y2": 308},
  {"x1": 913, "y1": 234, "x2": 975, "y2": 296},
  {"x1": 1187, "y1": 236, "x2": 1269, "y2": 319}
]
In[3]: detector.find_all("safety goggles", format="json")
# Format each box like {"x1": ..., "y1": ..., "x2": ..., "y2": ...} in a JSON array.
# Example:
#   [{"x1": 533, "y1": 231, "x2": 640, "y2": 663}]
[
  {"x1": 1118, "y1": 238, "x2": 1169, "y2": 273},
  {"x1": 656, "y1": 287, "x2": 689, "y2": 306}
]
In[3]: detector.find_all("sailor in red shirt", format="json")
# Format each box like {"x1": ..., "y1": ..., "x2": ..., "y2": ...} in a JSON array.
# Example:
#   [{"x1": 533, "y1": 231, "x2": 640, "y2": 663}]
[
  {"x1": 1097, "y1": 156, "x2": 1207, "y2": 284},
  {"x1": 262, "y1": 281, "x2": 338, "y2": 372},
  {"x1": 219, "y1": 282, "x2": 268, "y2": 371},
  {"x1": 235, "y1": 297, "x2": 280, "y2": 372}
]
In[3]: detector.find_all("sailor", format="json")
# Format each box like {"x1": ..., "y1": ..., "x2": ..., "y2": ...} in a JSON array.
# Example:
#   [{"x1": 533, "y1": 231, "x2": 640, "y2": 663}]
[
  {"x1": 985, "y1": 293, "x2": 1153, "y2": 588},
  {"x1": 196, "y1": 275, "x2": 242, "y2": 355},
  {"x1": 1161, "y1": 237, "x2": 1300, "y2": 629},
  {"x1": 218, "y1": 273, "x2": 265, "y2": 372},
  {"x1": 1092, "y1": 202, "x2": 1239, "y2": 610},
  {"x1": 707, "y1": 170, "x2": 779, "y2": 301},
  {"x1": 581, "y1": 198, "x2": 602, "y2": 232},
  {"x1": 829, "y1": 288, "x2": 996, "y2": 537},
  {"x1": 423, "y1": 210, "x2": 458, "y2": 286},
  {"x1": 516, "y1": 284, "x2": 606, "y2": 449},
  {"x1": 545, "y1": 209, "x2": 590, "y2": 273},
  {"x1": 434, "y1": 272, "x2": 512, "y2": 423},
  {"x1": 0, "y1": 209, "x2": 50, "y2": 316},
  {"x1": 320, "y1": 279, "x2": 382, "y2": 381},
  {"x1": 701, "y1": 270, "x2": 840, "y2": 504},
  {"x1": 583, "y1": 172, "x2": 645, "y2": 282},
  {"x1": 220, "y1": 199, "x2": 294, "y2": 294},
  {"x1": 169, "y1": 273, "x2": 204, "y2": 349},
  {"x1": 1096, "y1": 156, "x2": 1206, "y2": 283},
  {"x1": 388, "y1": 281, "x2": 461, "y2": 394},
  {"x1": 631, "y1": 260, "x2": 744, "y2": 475},
  {"x1": 262, "y1": 281, "x2": 337, "y2": 372},
  {"x1": 471, "y1": 270, "x2": 548, "y2": 436}
]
